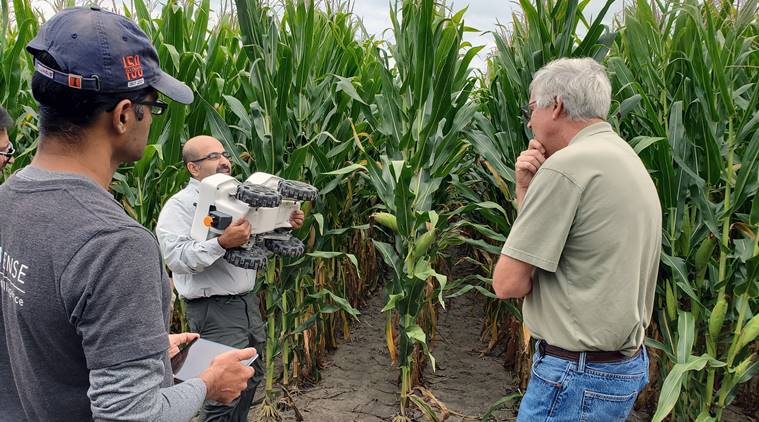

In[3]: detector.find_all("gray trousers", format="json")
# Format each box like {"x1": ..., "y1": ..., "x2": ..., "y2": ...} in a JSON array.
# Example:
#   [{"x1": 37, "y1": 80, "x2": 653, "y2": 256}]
[{"x1": 184, "y1": 291, "x2": 266, "y2": 422}]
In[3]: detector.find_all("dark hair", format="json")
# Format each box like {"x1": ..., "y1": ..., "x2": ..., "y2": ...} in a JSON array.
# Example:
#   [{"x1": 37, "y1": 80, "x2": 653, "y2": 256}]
[
  {"x1": 0, "y1": 106, "x2": 11, "y2": 131},
  {"x1": 31, "y1": 51, "x2": 154, "y2": 141}
]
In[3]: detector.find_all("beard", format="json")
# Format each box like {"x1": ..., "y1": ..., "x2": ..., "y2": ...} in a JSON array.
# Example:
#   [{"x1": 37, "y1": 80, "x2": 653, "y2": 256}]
[{"x1": 216, "y1": 164, "x2": 231, "y2": 175}]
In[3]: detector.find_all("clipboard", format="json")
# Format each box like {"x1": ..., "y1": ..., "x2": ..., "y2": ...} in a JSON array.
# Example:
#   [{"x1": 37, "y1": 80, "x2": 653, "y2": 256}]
[{"x1": 171, "y1": 338, "x2": 258, "y2": 383}]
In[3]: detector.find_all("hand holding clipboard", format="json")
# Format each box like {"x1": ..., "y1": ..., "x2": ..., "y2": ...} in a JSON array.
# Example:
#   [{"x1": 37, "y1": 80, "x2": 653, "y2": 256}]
[{"x1": 169, "y1": 334, "x2": 258, "y2": 404}]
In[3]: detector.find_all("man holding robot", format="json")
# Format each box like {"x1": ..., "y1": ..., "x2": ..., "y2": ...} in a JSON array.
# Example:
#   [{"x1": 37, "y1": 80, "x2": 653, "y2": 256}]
[{"x1": 156, "y1": 135, "x2": 308, "y2": 421}]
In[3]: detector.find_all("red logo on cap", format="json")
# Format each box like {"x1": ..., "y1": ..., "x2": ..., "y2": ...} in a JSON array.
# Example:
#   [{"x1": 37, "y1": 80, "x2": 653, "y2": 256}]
[
  {"x1": 122, "y1": 55, "x2": 144, "y2": 81},
  {"x1": 68, "y1": 75, "x2": 82, "y2": 89}
]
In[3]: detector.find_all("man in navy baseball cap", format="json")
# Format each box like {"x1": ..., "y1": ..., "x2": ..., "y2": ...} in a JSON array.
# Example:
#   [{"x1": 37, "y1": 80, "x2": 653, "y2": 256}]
[{"x1": 0, "y1": 7, "x2": 257, "y2": 422}]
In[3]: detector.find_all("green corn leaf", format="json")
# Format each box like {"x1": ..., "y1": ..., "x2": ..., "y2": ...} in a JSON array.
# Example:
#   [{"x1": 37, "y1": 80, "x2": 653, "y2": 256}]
[{"x1": 652, "y1": 355, "x2": 726, "y2": 422}]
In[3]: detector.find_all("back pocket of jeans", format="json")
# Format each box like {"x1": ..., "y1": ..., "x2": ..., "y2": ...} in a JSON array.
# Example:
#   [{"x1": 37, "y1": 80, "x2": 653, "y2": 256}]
[{"x1": 579, "y1": 390, "x2": 637, "y2": 422}]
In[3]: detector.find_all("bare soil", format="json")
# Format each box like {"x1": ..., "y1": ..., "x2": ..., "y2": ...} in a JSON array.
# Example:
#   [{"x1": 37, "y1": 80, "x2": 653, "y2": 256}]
[{"x1": 274, "y1": 290, "x2": 517, "y2": 421}]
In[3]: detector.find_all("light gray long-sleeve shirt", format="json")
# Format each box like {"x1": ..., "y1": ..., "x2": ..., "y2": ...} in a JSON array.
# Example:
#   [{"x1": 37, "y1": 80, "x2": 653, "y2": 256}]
[{"x1": 156, "y1": 178, "x2": 257, "y2": 300}]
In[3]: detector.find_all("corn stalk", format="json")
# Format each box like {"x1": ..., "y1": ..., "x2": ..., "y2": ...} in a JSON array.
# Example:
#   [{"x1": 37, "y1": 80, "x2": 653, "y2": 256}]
[
  {"x1": 228, "y1": 0, "x2": 368, "y2": 414},
  {"x1": 606, "y1": 1, "x2": 759, "y2": 420},
  {"x1": 329, "y1": 0, "x2": 480, "y2": 417}
]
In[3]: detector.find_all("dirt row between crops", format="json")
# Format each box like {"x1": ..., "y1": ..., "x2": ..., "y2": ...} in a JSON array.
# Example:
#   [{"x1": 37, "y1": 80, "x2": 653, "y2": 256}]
[{"x1": 273, "y1": 290, "x2": 518, "y2": 422}]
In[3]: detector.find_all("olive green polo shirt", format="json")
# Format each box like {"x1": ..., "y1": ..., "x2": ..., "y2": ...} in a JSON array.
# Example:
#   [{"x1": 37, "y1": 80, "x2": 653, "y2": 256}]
[{"x1": 502, "y1": 122, "x2": 662, "y2": 355}]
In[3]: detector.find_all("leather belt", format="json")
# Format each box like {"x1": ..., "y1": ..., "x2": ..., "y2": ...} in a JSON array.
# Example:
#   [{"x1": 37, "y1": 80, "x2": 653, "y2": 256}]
[
  {"x1": 185, "y1": 292, "x2": 251, "y2": 302},
  {"x1": 539, "y1": 341, "x2": 640, "y2": 363}
]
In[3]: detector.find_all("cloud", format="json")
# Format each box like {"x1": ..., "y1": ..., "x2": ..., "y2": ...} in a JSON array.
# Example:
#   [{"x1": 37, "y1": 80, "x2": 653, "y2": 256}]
[{"x1": 351, "y1": 0, "x2": 626, "y2": 70}]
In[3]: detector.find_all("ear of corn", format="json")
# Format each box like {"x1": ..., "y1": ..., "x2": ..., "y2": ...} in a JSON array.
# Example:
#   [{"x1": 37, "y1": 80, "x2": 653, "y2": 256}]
[
  {"x1": 413, "y1": 228, "x2": 436, "y2": 259},
  {"x1": 732, "y1": 353, "x2": 756, "y2": 380},
  {"x1": 708, "y1": 297, "x2": 729, "y2": 344},
  {"x1": 735, "y1": 314, "x2": 759, "y2": 354},
  {"x1": 694, "y1": 235, "x2": 717, "y2": 276},
  {"x1": 373, "y1": 212, "x2": 398, "y2": 232}
]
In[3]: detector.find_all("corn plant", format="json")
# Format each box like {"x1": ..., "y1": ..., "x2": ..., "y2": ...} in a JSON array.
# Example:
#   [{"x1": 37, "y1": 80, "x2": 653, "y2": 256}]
[
  {"x1": 222, "y1": 0, "x2": 374, "y2": 418},
  {"x1": 329, "y1": 0, "x2": 482, "y2": 418},
  {"x1": 607, "y1": 1, "x2": 759, "y2": 420}
]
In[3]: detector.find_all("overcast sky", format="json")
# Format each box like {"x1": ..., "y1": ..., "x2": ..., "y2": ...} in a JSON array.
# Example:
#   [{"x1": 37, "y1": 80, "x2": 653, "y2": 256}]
[
  {"x1": 351, "y1": 0, "x2": 627, "y2": 69},
  {"x1": 30, "y1": 0, "x2": 627, "y2": 70},
  {"x1": 353, "y1": 0, "x2": 625, "y2": 39}
]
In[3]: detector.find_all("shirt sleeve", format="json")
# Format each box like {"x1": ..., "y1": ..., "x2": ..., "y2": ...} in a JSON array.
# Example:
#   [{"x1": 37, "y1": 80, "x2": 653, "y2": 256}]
[
  {"x1": 501, "y1": 167, "x2": 583, "y2": 272},
  {"x1": 155, "y1": 196, "x2": 226, "y2": 275},
  {"x1": 60, "y1": 227, "x2": 170, "y2": 369},
  {"x1": 88, "y1": 352, "x2": 206, "y2": 422}
]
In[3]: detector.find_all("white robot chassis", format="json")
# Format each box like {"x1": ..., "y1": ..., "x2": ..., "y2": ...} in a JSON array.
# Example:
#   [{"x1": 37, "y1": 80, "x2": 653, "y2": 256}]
[{"x1": 190, "y1": 172, "x2": 318, "y2": 271}]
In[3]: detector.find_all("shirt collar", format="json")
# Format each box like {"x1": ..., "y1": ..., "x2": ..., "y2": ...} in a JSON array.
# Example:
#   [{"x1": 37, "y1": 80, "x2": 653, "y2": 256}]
[
  {"x1": 569, "y1": 121, "x2": 614, "y2": 145},
  {"x1": 187, "y1": 177, "x2": 201, "y2": 192}
]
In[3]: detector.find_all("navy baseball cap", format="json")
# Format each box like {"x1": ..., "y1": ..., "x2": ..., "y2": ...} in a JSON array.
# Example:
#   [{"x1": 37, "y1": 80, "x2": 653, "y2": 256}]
[{"x1": 27, "y1": 7, "x2": 193, "y2": 104}]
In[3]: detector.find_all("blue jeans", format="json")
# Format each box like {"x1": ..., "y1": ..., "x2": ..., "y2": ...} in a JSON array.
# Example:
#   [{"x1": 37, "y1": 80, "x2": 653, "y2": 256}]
[{"x1": 517, "y1": 342, "x2": 649, "y2": 422}]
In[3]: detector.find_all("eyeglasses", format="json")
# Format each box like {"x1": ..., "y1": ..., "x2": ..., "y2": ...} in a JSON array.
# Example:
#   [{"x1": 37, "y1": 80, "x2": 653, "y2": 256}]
[
  {"x1": 190, "y1": 151, "x2": 231, "y2": 163},
  {"x1": 0, "y1": 141, "x2": 15, "y2": 158},
  {"x1": 134, "y1": 99, "x2": 168, "y2": 115},
  {"x1": 520, "y1": 97, "x2": 558, "y2": 122},
  {"x1": 521, "y1": 100, "x2": 538, "y2": 121}
]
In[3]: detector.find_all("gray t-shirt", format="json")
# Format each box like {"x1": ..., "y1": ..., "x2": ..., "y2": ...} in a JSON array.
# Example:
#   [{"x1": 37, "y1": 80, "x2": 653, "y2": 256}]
[{"x1": 0, "y1": 166, "x2": 172, "y2": 420}]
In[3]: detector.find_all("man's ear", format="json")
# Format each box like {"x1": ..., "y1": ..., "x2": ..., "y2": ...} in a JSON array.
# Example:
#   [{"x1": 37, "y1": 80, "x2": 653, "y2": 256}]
[
  {"x1": 552, "y1": 97, "x2": 564, "y2": 120},
  {"x1": 111, "y1": 99, "x2": 133, "y2": 135},
  {"x1": 186, "y1": 161, "x2": 198, "y2": 178}
]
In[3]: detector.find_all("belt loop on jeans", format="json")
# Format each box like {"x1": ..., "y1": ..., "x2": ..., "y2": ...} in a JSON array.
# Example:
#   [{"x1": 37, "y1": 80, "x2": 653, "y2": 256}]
[
  {"x1": 577, "y1": 351, "x2": 587, "y2": 373},
  {"x1": 535, "y1": 340, "x2": 545, "y2": 364}
]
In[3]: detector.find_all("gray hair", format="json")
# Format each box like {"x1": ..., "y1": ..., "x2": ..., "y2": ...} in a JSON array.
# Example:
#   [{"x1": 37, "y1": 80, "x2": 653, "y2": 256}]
[{"x1": 529, "y1": 58, "x2": 612, "y2": 121}]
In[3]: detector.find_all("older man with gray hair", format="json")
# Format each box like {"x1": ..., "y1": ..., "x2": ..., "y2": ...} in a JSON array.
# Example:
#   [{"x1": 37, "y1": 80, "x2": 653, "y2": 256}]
[{"x1": 492, "y1": 58, "x2": 662, "y2": 420}]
